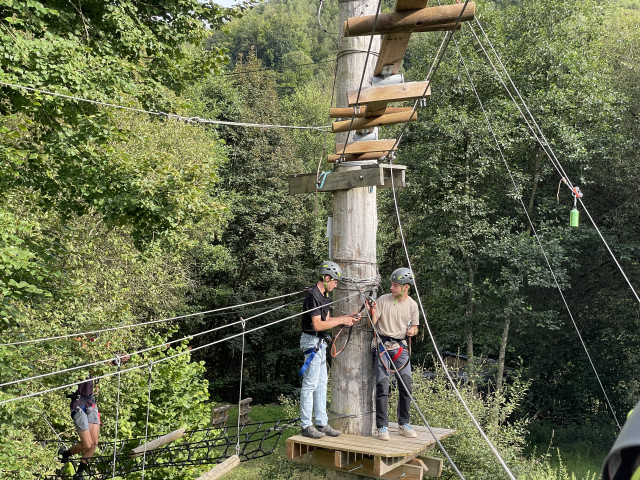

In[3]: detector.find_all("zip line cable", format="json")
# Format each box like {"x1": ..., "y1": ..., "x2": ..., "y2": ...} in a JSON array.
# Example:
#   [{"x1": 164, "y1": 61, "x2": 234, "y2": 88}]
[
  {"x1": 353, "y1": 285, "x2": 467, "y2": 480},
  {"x1": 386, "y1": 0, "x2": 472, "y2": 155},
  {"x1": 0, "y1": 295, "x2": 305, "y2": 389},
  {"x1": 387, "y1": 155, "x2": 517, "y2": 479},
  {"x1": 337, "y1": 0, "x2": 384, "y2": 159},
  {"x1": 469, "y1": 19, "x2": 640, "y2": 308},
  {"x1": 0, "y1": 290, "x2": 306, "y2": 347},
  {"x1": 0, "y1": 292, "x2": 359, "y2": 406},
  {"x1": 454, "y1": 39, "x2": 621, "y2": 430},
  {"x1": 0, "y1": 81, "x2": 329, "y2": 131}
]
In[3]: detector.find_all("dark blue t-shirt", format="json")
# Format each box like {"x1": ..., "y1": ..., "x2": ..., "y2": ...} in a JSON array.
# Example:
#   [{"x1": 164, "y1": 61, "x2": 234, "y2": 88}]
[{"x1": 301, "y1": 285, "x2": 331, "y2": 338}]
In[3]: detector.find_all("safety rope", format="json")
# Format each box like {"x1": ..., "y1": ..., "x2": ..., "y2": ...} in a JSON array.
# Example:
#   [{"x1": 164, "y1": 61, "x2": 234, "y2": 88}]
[
  {"x1": 353, "y1": 283, "x2": 467, "y2": 480},
  {"x1": 453, "y1": 38, "x2": 621, "y2": 430},
  {"x1": 0, "y1": 81, "x2": 329, "y2": 131},
  {"x1": 141, "y1": 362, "x2": 153, "y2": 480},
  {"x1": 469, "y1": 18, "x2": 640, "y2": 309},
  {"x1": 387, "y1": 155, "x2": 517, "y2": 480},
  {"x1": 111, "y1": 356, "x2": 122, "y2": 479},
  {"x1": 337, "y1": 0, "x2": 384, "y2": 159},
  {"x1": 0, "y1": 294, "x2": 306, "y2": 389},
  {"x1": 236, "y1": 318, "x2": 246, "y2": 457},
  {"x1": 0, "y1": 293, "x2": 358, "y2": 406},
  {"x1": 1, "y1": 290, "x2": 306, "y2": 347}
]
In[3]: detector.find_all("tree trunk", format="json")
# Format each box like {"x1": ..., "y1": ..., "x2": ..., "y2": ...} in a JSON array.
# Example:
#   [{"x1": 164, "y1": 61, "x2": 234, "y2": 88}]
[{"x1": 496, "y1": 311, "x2": 511, "y2": 393}]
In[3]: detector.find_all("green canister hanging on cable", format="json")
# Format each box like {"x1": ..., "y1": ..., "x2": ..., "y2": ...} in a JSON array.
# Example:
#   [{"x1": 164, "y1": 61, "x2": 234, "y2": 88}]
[
  {"x1": 570, "y1": 207, "x2": 579, "y2": 227},
  {"x1": 570, "y1": 186, "x2": 582, "y2": 227}
]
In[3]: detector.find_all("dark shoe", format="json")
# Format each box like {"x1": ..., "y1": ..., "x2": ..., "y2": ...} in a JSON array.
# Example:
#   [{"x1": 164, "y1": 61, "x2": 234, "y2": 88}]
[
  {"x1": 73, "y1": 458, "x2": 88, "y2": 479},
  {"x1": 301, "y1": 426, "x2": 326, "y2": 439},
  {"x1": 317, "y1": 424, "x2": 342, "y2": 437},
  {"x1": 57, "y1": 447, "x2": 71, "y2": 463}
]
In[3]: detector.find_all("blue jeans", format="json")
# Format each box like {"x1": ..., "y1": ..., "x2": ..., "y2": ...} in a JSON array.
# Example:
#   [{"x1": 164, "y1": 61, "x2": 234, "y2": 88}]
[{"x1": 299, "y1": 333, "x2": 328, "y2": 429}]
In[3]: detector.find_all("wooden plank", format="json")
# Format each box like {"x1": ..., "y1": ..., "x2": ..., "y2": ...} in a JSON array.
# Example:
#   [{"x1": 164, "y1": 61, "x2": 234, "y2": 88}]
[
  {"x1": 374, "y1": 33, "x2": 411, "y2": 77},
  {"x1": 416, "y1": 456, "x2": 443, "y2": 477},
  {"x1": 328, "y1": 152, "x2": 388, "y2": 163},
  {"x1": 348, "y1": 82, "x2": 431, "y2": 107},
  {"x1": 332, "y1": 109, "x2": 417, "y2": 133},
  {"x1": 196, "y1": 455, "x2": 240, "y2": 480},
  {"x1": 289, "y1": 448, "x2": 424, "y2": 480},
  {"x1": 344, "y1": 3, "x2": 475, "y2": 37},
  {"x1": 396, "y1": 0, "x2": 429, "y2": 10},
  {"x1": 129, "y1": 428, "x2": 185, "y2": 458},
  {"x1": 335, "y1": 139, "x2": 398, "y2": 155},
  {"x1": 330, "y1": 106, "x2": 414, "y2": 118}
]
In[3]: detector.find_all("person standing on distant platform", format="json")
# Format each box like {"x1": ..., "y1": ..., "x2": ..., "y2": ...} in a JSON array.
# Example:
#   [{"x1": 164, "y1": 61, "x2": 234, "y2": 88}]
[
  {"x1": 299, "y1": 261, "x2": 360, "y2": 439},
  {"x1": 367, "y1": 268, "x2": 419, "y2": 441}
]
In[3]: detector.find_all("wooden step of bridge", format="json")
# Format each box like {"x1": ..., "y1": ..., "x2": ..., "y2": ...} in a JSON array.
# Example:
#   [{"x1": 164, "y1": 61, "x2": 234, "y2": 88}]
[{"x1": 286, "y1": 423, "x2": 455, "y2": 479}]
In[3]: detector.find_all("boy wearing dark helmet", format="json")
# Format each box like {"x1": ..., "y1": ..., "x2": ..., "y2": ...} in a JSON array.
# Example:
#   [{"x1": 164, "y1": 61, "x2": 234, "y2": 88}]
[
  {"x1": 367, "y1": 267, "x2": 419, "y2": 441},
  {"x1": 299, "y1": 261, "x2": 359, "y2": 439}
]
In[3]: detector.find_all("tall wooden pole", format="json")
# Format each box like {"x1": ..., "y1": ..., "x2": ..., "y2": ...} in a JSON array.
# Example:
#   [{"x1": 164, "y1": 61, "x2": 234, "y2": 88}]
[{"x1": 329, "y1": 1, "x2": 380, "y2": 478}]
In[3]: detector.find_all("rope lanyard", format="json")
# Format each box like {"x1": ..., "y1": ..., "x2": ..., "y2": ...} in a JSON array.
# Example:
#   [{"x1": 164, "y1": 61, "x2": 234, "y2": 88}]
[
  {"x1": 236, "y1": 318, "x2": 246, "y2": 457},
  {"x1": 111, "y1": 356, "x2": 122, "y2": 479},
  {"x1": 141, "y1": 362, "x2": 153, "y2": 480}
]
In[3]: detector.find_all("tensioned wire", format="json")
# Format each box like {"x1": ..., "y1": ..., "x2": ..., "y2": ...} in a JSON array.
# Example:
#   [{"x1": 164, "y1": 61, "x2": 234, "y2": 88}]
[
  {"x1": 468, "y1": 19, "x2": 640, "y2": 308},
  {"x1": 352, "y1": 283, "x2": 467, "y2": 480},
  {"x1": 0, "y1": 294, "x2": 305, "y2": 389},
  {"x1": 0, "y1": 292, "x2": 359, "y2": 405},
  {"x1": 387, "y1": 144, "x2": 518, "y2": 479},
  {"x1": 454, "y1": 38, "x2": 621, "y2": 430},
  {"x1": 337, "y1": 0, "x2": 384, "y2": 159},
  {"x1": 0, "y1": 290, "x2": 306, "y2": 347},
  {"x1": 383, "y1": 0, "x2": 473, "y2": 157},
  {"x1": 0, "y1": 81, "x2": 329, "y2": 131}
]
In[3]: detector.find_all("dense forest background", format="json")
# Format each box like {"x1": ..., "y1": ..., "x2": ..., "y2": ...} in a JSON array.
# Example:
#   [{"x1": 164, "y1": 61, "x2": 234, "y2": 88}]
[{"x1": 0, "y1": 0, "x2": 639, "y2": 478}]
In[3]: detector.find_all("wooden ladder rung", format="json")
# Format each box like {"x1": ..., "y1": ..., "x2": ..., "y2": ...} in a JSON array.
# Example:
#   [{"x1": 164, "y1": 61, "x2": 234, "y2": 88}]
[{"x1": 343, "y1": 3, "x2": 475, "y2": 37}]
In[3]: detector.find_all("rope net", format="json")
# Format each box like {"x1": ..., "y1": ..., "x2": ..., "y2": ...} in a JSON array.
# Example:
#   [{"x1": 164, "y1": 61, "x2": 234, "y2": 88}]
[{"x1": 40, "y1": 419, "x2": 298, "y2": 479}]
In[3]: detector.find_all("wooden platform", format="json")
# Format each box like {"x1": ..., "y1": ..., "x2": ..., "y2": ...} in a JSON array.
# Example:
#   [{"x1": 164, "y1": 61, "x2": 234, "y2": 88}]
[{"x1": 287, "y1": 423, "x2": 455, "y2": 479}]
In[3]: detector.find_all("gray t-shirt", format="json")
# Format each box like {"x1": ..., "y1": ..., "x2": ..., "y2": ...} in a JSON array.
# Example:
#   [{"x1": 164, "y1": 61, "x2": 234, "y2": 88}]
[{"x1": 375, "y1": 293, "x2": 419, "y2": 340}]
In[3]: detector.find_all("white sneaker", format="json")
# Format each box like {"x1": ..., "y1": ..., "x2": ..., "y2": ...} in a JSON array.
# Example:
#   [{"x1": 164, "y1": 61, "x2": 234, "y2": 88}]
[
  {"x1": 378, "y1": 426, "x2": 390, "y2": 441},
  {"x1": 399, "y1": 423, "x2": 417, "y2": 438}
]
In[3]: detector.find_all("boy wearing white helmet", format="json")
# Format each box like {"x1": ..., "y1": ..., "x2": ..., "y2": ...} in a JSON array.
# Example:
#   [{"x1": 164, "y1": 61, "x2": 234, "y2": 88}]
[{"x1": 367, "y1": 267, "x2": 419, "y2": 441}]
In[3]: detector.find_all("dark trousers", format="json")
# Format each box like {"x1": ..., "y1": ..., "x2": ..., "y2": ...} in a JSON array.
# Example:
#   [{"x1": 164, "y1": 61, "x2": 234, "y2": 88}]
[{"x1": 374, "y1": 345, "x2": 412, "y2": 428}]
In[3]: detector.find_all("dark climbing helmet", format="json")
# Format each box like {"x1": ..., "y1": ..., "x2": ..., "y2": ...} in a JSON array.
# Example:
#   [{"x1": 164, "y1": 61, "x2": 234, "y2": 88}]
[
  {"x1": 319, "y1": 261, "x2": 342, "y2": 280},
  {"x1": 390, "y1": 268, "x2": 414, "y2": 286}
]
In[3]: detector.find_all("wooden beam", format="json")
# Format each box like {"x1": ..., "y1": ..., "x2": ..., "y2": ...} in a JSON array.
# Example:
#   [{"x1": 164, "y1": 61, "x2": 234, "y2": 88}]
[
  {"x1": 374, "y1": 33, "x2": 411, "y2": 77},
  {"x1": 396, "y1": 0, "x2": 429, "y2": 10},
  {"x1": 327, "y1": 152, "x2": 388, "y2": 163},
  {"x1": 417, "y1": 456, "x2": 444, "y2": 477},
  {"x1": 343, "y1": 3, "x2": 475, "y2": 37},
  {"x1": 287, "y1": 164, "x2": 407, "y2": 195},
  {"x1": 196, "y1": 455, "x2": 240, "y2": 480},
  {"x1": 289, "y1": 448, "x2": 424, "y2": 480},
  {"x1": 348, "y1": 81, "x2": 431, "y2": 108},
  {"x1": 335, "y1": 139, "x2": 398, "y2": 155},
  {"x1": 332, "y1": 109, "x2": 417, "y2": 133},
  {"x1": 330, "y1": 106, "x2": 414, "y2": 118},
  {"x1": 129, "y1": 428, "x2": 185, "y2": 458}
]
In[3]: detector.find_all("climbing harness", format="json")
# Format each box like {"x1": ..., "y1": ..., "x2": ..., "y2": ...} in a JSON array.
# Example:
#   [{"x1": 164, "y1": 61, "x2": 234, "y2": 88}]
[
  {"x1": 298, "y1": 337, "x2": 325, "y2": 377},
  {"x1": 376, "y1": 337, "x2": 411, "y2": 374}
]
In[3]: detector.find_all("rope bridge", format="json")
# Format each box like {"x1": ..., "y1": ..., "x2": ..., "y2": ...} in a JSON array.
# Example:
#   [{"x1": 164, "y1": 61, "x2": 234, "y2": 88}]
[{"x1": 41, "y1": 419, "x2": 298, "y2": 479}]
